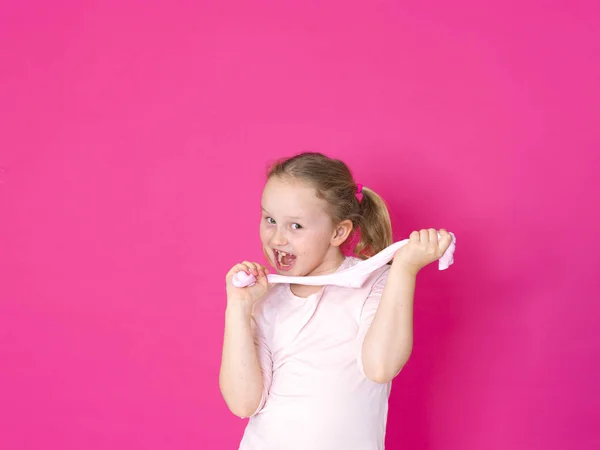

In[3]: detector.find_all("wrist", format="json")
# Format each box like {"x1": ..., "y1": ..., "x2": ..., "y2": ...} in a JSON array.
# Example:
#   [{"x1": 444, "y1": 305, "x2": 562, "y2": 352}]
[
  {"x1": 226, "y1": 298, "x2": 254, "y2": 317},
  {"x1": 391, "y1": 259, "x2": 421, "y2": 278}
]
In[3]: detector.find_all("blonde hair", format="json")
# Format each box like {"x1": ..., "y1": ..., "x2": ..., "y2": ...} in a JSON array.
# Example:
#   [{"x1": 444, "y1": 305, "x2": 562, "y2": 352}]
[{"x1": 267, "y1": 152, "x2": 393, "y2": 259}]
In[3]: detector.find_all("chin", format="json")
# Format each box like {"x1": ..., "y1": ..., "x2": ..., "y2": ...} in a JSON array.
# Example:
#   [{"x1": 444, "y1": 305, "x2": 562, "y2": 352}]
[{"x1": 275, "y1": 265, "x2": 295, "y2": 275}]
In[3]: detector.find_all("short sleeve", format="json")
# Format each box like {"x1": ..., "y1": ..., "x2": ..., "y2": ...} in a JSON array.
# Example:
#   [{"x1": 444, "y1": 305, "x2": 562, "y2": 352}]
[
  {"x1": 248, "y1": 312, "x2": 273, "y2": 417},
  {"x1": 357, "y1": 268, "x2": 390, "y2": 375}
]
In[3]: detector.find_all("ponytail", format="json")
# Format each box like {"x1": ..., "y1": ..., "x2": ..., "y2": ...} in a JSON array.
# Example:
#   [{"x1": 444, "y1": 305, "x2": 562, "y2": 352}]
[{"x1": 353, "y1": 187, "x2": 393, "y2": 259}]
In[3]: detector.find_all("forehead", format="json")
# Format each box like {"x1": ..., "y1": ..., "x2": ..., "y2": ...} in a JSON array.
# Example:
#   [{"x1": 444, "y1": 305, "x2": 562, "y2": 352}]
[{"x1": 261, "y1": 177, "x2": 329, "y2": 219}]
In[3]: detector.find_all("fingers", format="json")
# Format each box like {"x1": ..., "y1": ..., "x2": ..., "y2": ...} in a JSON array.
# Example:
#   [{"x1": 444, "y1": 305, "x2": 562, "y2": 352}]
[
  {"x1": 255, "y1": 270, "x2": 270, "y2": 289},
  {"x1": 226, "y1": 263, "x2": 247, "y2": 280},
  {"x1": 410, "y1": 228, "x2": 451, "y2": 253},
  {"x1": 254, "y1": 264, "x2": 270, "y2": 285},
  {"x1": 413, "y1": 229, "x2": 438, "y2": 245},
  {"x1": 438, "y1": 228, "x2": 453, "y2": 252},
  {"x1": 226, "y1": 261, "x2": 269, "y2": 282},
  {"x1": 242, "y1": 261, "x2": 270, "y2": 279},
  {"x1": 428, "y1": 228, "x2": 438, "y2": 245},
  {"x1": 241, "y1": 261, "x2": 259, "y2": 278}
]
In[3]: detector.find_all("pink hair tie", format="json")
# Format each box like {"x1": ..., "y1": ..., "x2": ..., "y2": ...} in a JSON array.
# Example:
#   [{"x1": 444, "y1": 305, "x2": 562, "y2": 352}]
[{"x1": 355, "y1": 183, "x2": 363, "y2": 201}]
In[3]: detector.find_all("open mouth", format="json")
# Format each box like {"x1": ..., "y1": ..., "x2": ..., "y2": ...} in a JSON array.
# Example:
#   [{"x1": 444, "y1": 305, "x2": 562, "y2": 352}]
[{"x1": 273, "y1": 249, "x2": 297, "y2": 271}]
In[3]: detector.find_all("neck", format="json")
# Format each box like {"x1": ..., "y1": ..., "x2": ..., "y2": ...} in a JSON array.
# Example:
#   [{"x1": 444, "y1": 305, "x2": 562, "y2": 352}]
[
  {"x1": 305, "y1": 247, "x2": 346, "y2": 277},
  {"x1": 290, "y1": 248, "x2": 346, "y2": 298}
]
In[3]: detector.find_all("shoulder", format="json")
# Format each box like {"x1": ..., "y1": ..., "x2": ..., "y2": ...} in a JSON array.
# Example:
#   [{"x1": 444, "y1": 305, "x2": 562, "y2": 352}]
[{"x1": 251, "y1": 284, "x2": 287, "y2": 326}]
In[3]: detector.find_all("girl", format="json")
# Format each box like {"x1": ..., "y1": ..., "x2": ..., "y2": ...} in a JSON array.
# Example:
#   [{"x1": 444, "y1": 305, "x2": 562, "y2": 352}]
[{"x1": 220, "y1": 152, "x2": 452, "y2": 450}]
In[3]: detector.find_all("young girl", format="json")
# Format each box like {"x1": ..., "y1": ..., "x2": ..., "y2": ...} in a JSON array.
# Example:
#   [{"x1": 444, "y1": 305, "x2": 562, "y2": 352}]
[{"x1": 220, "y1": 152, "x2": 452, "y2": 450}]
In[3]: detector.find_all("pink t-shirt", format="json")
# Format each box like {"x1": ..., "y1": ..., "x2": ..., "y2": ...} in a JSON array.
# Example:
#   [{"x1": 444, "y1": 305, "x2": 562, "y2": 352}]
[{"x1": 239, "y1": 256, "x2": 393, "y2": 450}]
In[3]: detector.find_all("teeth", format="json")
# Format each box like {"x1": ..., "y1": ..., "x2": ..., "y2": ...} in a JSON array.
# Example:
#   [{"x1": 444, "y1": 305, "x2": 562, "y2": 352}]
[{"x1": 275, "y1": 250, "x2": 291, "y2": 266}]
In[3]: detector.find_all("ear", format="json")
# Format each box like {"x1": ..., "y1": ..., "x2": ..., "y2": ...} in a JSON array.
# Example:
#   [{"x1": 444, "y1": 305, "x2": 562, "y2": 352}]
[{"x1": 330, "y1": 219, "x2": 354, "y2": 247}]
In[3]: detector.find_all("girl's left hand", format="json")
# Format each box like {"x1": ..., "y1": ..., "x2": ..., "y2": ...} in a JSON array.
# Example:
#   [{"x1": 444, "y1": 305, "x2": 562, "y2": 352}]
[{"x1": 393, "y1": 228, "x2": 453, "y2": 275}]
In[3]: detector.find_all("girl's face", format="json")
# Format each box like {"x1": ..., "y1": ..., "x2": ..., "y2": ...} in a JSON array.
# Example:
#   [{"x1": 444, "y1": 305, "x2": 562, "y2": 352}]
[{"x1": 260, "y1": 176, "x2": 347, "y2": 277}]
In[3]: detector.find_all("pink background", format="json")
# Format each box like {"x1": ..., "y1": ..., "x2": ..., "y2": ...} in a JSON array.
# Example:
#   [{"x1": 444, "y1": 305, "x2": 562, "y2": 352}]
[{"x1": 1, "y1": 1, "x2": 599, "y2": 449}]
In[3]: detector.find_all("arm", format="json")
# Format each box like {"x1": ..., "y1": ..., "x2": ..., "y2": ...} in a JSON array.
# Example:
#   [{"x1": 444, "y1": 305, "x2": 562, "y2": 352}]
[
  {"x1": 220, "y1": 261, "x2": 272, "y2": 418},
  {"x1": 361, "y1": 265, "x2": 416, "y2": 384},
  {"x1": 219, "y1": 302, "x2": 264, "y2": 418},
  {"x1": 361, "y1": 228, "x2": 452, "y2": 384}
]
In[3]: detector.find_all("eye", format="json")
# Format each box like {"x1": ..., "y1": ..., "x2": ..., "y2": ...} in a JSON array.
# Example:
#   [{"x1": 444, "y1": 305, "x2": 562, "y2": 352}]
[
  {"x1": 266, "y1": 217, "x2": 276, "y2": 225},
  {"x1": 291, "y1": 223, "x2": 303, "y2": 230}
]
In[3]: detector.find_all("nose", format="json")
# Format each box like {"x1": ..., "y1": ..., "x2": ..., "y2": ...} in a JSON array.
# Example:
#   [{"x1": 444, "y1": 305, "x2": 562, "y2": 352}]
[{"x1": 271, "y1": 227, "x2": 288, "y2": 247}]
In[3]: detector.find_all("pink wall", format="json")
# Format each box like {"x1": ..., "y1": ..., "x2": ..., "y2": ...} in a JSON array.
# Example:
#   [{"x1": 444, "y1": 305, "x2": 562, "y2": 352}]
[{"x1": 1, "y1": 1, "x2": 599, "y2": 449}]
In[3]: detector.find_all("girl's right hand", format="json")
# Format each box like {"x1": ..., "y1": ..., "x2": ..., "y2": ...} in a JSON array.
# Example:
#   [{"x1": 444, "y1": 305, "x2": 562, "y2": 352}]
[{"x1": 225, "y1": 261, "x2": 270, "y2": 308}]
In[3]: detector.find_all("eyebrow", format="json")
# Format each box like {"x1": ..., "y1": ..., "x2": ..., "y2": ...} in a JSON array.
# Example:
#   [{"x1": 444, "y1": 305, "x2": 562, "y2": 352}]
[{"x1": 261, "y1": 206, "x2": 304, "y2": 220}]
